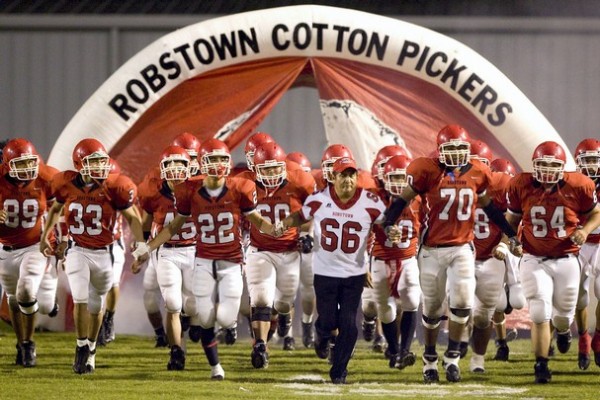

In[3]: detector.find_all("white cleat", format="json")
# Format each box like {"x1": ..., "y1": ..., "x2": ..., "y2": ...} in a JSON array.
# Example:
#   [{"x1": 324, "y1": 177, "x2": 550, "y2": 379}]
[
  {"x1": 86, "y1": 350, "x2": 96, "y2": 373},
  {"x1": 470, "y1": 353, "x2": 485, "y2": 373},
  {"x1": 211, "y1": 363, "x2": 225, "y2": 380}
]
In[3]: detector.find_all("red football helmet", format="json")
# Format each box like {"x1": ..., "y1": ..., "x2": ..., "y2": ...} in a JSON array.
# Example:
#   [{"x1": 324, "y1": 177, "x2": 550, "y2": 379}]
[
  {"x1": 199, "y1": 138, "x2": 231, "y2": 178},
  {"x1": 575, "y1": 138, "x2": 600, "y2": 178},
  {"x1": 171, "y1": 132, "x2": 201, "y2": 175},
  {"x1": 469, "y1": 140, "x2": 493, "y2": 166},
  {"x1": 383, "y1": 155, "x2": 412, "y2": 196},
  {"x1": 244, "y1": 132, "x2": 275, "y2": 171},
  {"x1": 373, "y1": 145, "x2": 407, "y2": 181},
  {"x1": 286, "y1": 152, "x2": 312, "y2": 173},
  {"x1": 490, "y1": 158, "x2": 516, "y2": 177},
  {"x1": 2, "y1": 138, "x2": 39, "y2": 180},
  {"x1": 109, "y1": 159, "x2": 121, "y2": 175},
  {"x1": 72, "y1": 138, "x2": 111, "y2": 179},
  {"x1": 254, "y1": 142, "x2": 287, "y2": 188},
  {"x1": 321, "y1": 144, "x2": 354, "y2": 183},
  {"x1": 160, "y1": 145, "x2": 191, "y2": 181},
  {"x1": 437, "y1": 124, "x2": 471, "y2": 167},
  {"x1": 532, "y1": 141, "x2": 566, "y2": 184}
]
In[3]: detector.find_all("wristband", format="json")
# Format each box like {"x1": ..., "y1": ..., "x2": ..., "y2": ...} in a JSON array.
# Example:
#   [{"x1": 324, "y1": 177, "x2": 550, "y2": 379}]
[{"x1": 132, "y1": 242, "x2": 149, "y2": 259}]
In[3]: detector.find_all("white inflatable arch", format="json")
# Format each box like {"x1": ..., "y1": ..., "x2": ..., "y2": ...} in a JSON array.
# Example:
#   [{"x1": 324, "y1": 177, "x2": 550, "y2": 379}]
[{"x1": 49, "y1": 5, "x2": 570, "y2": 178}]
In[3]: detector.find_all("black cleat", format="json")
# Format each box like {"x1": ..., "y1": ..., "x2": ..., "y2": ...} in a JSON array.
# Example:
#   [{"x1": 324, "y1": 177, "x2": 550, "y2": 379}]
[
  {"x1": 277, "y1": 313, "x2": 292, "y2": 338},
  {"x1": 459, "y1": 341, "x2": 469, "y2": 359},
  {"x1": 362, "y1": 318, "x2": 376, "y2": 342},
  {"x1": 224, "y1": 326, "x2": 237, "y2": 345},
  {"x1": 445, "y1": 363, "x2": 461, "y2": 382},
  {"x1": 396, "y1": 350, "x2": 416, "y2": 370},
  {"x1": 422, "y1": 353, "x2": 439, "y2": 384},
  {"x1": 493, "y1": 341, "x2": 510, "y2": 361},
  {"x1": 155, "y1": 334, "x2": 169, "y2": 348},
  {"x1": 283, "y1": 336, "x2": 295, "y2": 351},
  {"x1": 372, "y1": 335, "x2": 386, "y2": 353},
  {"x1": 167, "y1": 345, "x2": 185, "y2": 371},
  {"x1": 315, "y1": 336, "x2": 330, "y2": 359},
  {"x1": 578, "y1": 352, "x2": 591, "y2": 370},
  {"x1": 548, "y1": 344, "x2": 555, "y2": 357},
  {"x1": 73, "y1": 345, "x2": 90, "y2": 374},
  {"x1": 97, "y1": 324, "x2": 107, "y2": 346},
  {"x1": 534, "y1": 361, "x2": 552, "y2": 384},
  {"x1": 86, "y1": 349, "x2": 96, "y2": 373},
  {"x1": 302, "y1": 322, "x2": 315, "y2": 348},
  {"x1": 423, "y1": 368, "x2": 439, "y2": 384},
  {"x1": 251, "y1": 341, "x2": 269, "y2": 369},
  {"x1": 48, "y1": 302, "x2": 60, "y2": 318},
  {"x1": 103, "y1": 315, "x2": 115, "y2": 343},
  {"x1": 330, "y1": 369, "x2": 348, "y2": 384},
  {"x1": 387, "y1": 353, "x2": 398, "y2": 368},
  {"x1": 15, "y1": 343, "x2": 23, "y2": 366},
  {"x1": 22, "y1": 341, "x2": 37, "y2": 367},
  {"x1": 556, "y1": 331, "x2": 572, "y2": 354}
]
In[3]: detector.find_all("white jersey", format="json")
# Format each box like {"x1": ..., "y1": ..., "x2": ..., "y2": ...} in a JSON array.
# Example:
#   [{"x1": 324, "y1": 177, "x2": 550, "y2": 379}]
[{"x1": 301, "y1": 186, "x2": 386, "y2": 278}]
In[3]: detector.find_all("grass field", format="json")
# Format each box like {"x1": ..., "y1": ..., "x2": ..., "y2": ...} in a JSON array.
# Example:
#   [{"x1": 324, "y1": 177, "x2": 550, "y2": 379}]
[{"x1": 0, "y1": 321, "x2": 598, "y2": 400}]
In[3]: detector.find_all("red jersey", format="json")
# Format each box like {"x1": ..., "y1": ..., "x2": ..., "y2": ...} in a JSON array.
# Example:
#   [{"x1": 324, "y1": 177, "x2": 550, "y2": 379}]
[
  {"x1": 584, "y1": 180, "x2": 600, "y2": 244},
  {"x1": 0, "y1": 174, "x2": 53, "y2": 248},
  {"x1": 408, "y1": 157, "x2": 491, "y2": 247},
  {"x1": 473, "y1": 172, "x2": 512, "y2": 260},
  {"x1": 52, "y1": 171, "x2": 137, "y2": 249},
  {"x1": 250, "y1": 169, "x2": 315, "y2": 252},
  {"x1": 371, "y1": 188, "x2": 422, "y2": 260},
  {"x1": 507, "y1": 172, "x2": 597, "y2": 257},
  {"x1": 174, "y1": 176, "x2": 256, "y2": 263},
  {"x1": 138, "y1": 177, "x2": 196, "y2": 247}
]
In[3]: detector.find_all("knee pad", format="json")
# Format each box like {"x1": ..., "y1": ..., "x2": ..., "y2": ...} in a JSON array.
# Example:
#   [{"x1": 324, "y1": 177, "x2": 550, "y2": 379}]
[
  {"x1": 251, "y1": 306, "x2": 272, "y2": 322},
  {"x1": 422, "y1": 314, "x2": 442, "y2": 329},
  {"x1": 274, "y1": 300, "x2": 292, "y2": 315},
  {"x1": 7, "y1": 294, "x2": 18, "y2": 308},
  {"x1": 88, "y1": 293, "x2": 104, "y2": 315},
  {"x1": 472, "y1": 308, "x2": 492, "y2": 329},
  {"x1": 529, "y1": 299, "x2": 549, "y2": 324},
  {"x1": 18, "y1": 300, "x2": 39, "y2": 315},
  {"x1": 17, "y1": 277, "x2": 36, "y2": 300},
  {"x1": 552, "y1": 316, "x2": 571, "y2": 332},
  {"x1": 449, "y1": 307, "x2": 471, "y2": 324},
  {"x1": 508, "y1": 284, "x2": 526, "y2": 310},
  {"x1": 361, "y1": 299, "x2": 377, "y2": 318},
  {"x1": 143, "y1": 289, "x2": 162, "y2": 314}
]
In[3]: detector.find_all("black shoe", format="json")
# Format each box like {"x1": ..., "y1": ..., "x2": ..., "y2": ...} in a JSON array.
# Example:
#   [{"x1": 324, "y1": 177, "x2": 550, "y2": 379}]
[
  {"x1": 459, "y1": 341, "x2": 469, "y2": 359},
  {"x1": 557, "y1": 331, "x2": 572, "y2": 354},
  {"x1": 251, "y1": 341, "x2": 269, "y2": 369},
  {"x1": 86, "y1": 349, "x2": 96, "y2": 373},
  {"x1": 48, "y1": 302, "x2": 60, "y2": 318},
  {"x1": 578, "y1": 352, "x2": 591, "y2": 370},
  {"x1": 73, "y1": 345, "x2": 90, "y2": 374},
  {"x1": 423, "y1": 368, "x2": 439, "y2": 384},
  {"x1": 422, "y1": 353, "x2": 439, "y2": 384},
  {"x1": 180, "y1": 315, "x2": 191, "y2": 332},
  {"x1": 277, "y1": 314, "x2": 292, "y2": 337},
  {"x1": 283, "y1": 336, "x2": 295, "y2": 351},
  {"x1": 444, "y1": 351, "x2": 461, "y2": 382},
  {"x1": 548, "y1": 344, "x2": 555, "y2": 357},
  {"x1": 302, "y1": 322, "x2": 314, "y2": 348},
  {"x1": 362, "y1": 318, "x2": 376, "y2": 342},
  {"x1": 396, "y1": 350, "x2": 416, "y2": 370},
  {"x1": 494, "y1": 341, "x2": 510, "y2": 361},
  {"x1": 97, "y1": 324, "x2": 107, "y2": 346},
  {"x1": 15, "y1": 343, "x2": 23, "y2": 366},
  {"x1": 167, "y1": 345, "x2": 186, "y2": 371},
  {"x1": 534, "y1": 361, "x2": 552, "y2": 384},
  {"x1": 315, "y1": 336, "x2": 330, "y2": 359},
  {"x1": 22, "y1": 341, "x2": 37, "y2": 367},
  {"x1": 103, "y1": 315, "x2": 115, "y2": 343},
  {"x1": 388, "y1": 353, "x2": 398, "y2": 368},
  {"x1": 372, "y1": 335, "x2": 386, "y2": 353},
  {"x1": 224, "y1": 326, "x2": 237, "y2": 345},
  {"x1": 330, "y1": 369, "x2": 348, "y2": 384},
  {"x1": 155, "y1": 334, "x2": 169, "y2": 348}
]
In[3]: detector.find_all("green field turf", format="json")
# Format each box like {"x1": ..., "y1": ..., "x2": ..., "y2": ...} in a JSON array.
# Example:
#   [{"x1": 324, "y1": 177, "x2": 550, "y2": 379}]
[{"x1": 0, "y1": 322, "x2": 598, "y2": 400}]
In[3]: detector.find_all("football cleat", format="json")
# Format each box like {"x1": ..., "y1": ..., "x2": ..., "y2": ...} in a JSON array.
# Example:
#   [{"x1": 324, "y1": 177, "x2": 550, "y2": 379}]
[
  {"x1": 283, "y1": 336, "x2": 295, "y2": 351},
  {"x1": 578, "y1": 331, "x2": 591, "y2": 370},
  {"x1": 443, "y1": 351, "x2": 461, "y2": 382},
  {"x1": 556, "y1": 331, "x2": 572, "y2": 354},
  {"x1": 224, "y1": 326, "x2": 237, "y2": 346},
  {"x1": 372, "y1": 334, "x2": 386, "y2": 353},
  {"x1": 422, "y1": 353, "x2": 439, "y2": 384},
  {"x1": 314, "y1": 336, "x2": 330, "y2": 359},
  {"x1": 469, "y1": 353, "x2": 485, "y2": 373},
  {"x1": 15, "y1": 343, "x2": 23, "y2": 366},
  {"x1": 548, "y1": 344, "x2": 555, "y2": 357},
  {"x1": 211, "y1": 363, "x2": 225, "y2": 380},
  {"x1": 86, "y1": 349, "x2": 96, "y2": 373},
  {"x1": 534, "y1": 361, "x2": 552, "y2": 384},
  {"x1": 21, "y1": 341, "x2": 37, "y2": 368},
  {"x1": 301, "y1": 322, "x2": 315, "y2": 348},
  {"x1": 493, "y1": 340, "x2": 510, "y2": 361},
  {"x1": 362, "y1": 318, "x2": 376, "y2": 342},
  {"x1": 97, "y1": 324, "x2": 107, "y2": 346},
  {"x1": 387, "y1": 353, "x2": 398, "y2": 368},
  {"x1": 155, "y1": 334, "x2": 169, "y2": 348},
  {"x1": 459, "y1": 341, "x2": 469, "y2": 358},
  {"x1": 330, "y1": 369, "x2": 348, "y2": 385},
  {"x1": 591, "y1": 331, "x2": 600, "y2": 367},
  {"x1": 277, "y1": 313, "x2": 292, "y2": 338},
  {"x1": 396, "y1": 350, "x2": 416, "y2": 370},
  {"x1": 103, "y1": 315, "x2": 115, "y2": 343},
  {"x1": 251, "y1": 341, "x2": 269, "y2": 369},
  {"x1": 167, "y1": 345, "x2": 186, "y2": 371},
  {"x1": 73, "y1": 344, "x2": 90, "y2": 374},
  {"x1": 506, "y1": 328, "x2": 519, "y2": 342}
]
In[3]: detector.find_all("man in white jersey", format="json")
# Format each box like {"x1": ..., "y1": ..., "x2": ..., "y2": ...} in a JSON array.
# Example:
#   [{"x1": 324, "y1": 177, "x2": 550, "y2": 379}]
[{"x1": 280, "y1": 157, "x2": 399, "y2": 384}]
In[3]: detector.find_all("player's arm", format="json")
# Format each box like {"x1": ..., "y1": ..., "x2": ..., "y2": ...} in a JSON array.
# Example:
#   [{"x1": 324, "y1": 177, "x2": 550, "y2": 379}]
[
  {"x1": 245, "y1": 210, "x2": 279, "y2": 236},
  {"x1": 141, "y1": 210, "x2": 153, "y2": 241},
  {"x1": 147, "y1": 213, "x2": 187, "y2": 252},
  {"x1": 382, "y1": 185, "x2": 417, "y2": 228},
  {"x1": 40, "y1": 201, "x2": 64, "y2": 256},
  {"x1": 281, "y1": 210, "x2": 310, "y2": 230},
  {"x1": 572, "y1": 204, "x2": 600, "y2": 245},
  {"x1": 478, "y1": 192, "x2": 519, "y2": 242}
]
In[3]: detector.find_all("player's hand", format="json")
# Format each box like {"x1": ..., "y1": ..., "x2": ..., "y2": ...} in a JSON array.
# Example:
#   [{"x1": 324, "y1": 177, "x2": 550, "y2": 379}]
[
  {"x1": 0, "y1": 209, "x2": 7, "y2": 224},
  {"x1": 508, "y1": 236, "x2": 523, "y2": 257},
  {"x1": 492, "y1": 242, "x2": 508, "y2": 261},
  {"x1": 385, "y1": 225, "x2": 401, "y2": 244},
  {"x1": 570, "y1": 228, "x2": 587, "y2": 247},
  {"x1": 273, "y1": 221, "x2": 286, "y2": 237},
  {"x1": 298, "y1": 234, "x2": 314, "y2": 253},
  {"x1": 40, "y1": 237, "x2": 54, "y2": 257},
  {"x1": 132, "y1": 241, "x2": 150, "y2": 261},
  {"x1": 55, "y1": 241, "x2": 69, "y2": 260},
  {"x1": 131, "y1": 258, "x2": 146, "y2": 274}
]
